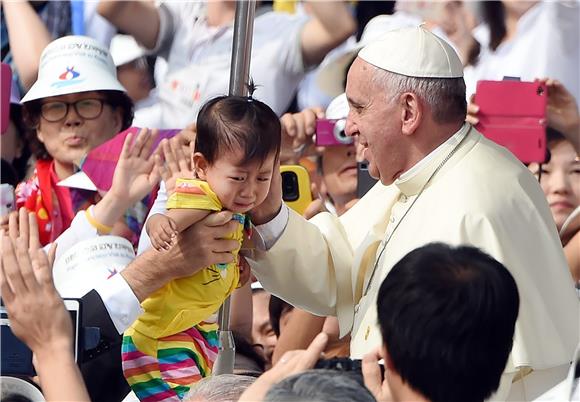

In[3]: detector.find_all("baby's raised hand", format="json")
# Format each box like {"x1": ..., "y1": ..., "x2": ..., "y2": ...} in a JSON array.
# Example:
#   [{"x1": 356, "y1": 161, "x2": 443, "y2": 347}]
[{"x1": 147, "y1": 214, "x2": 178, "y2": 251}]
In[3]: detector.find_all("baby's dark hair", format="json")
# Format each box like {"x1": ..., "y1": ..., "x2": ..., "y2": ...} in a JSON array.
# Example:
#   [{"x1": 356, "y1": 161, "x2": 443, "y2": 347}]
[{"x1": 195, "y1": 94, "x2": 281, "y2": 166}]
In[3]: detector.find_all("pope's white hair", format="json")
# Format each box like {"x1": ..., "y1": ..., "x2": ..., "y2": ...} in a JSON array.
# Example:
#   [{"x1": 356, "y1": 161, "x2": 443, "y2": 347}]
[{"x1": 371, "y1": 66, "x2": 467, "y2": 124}]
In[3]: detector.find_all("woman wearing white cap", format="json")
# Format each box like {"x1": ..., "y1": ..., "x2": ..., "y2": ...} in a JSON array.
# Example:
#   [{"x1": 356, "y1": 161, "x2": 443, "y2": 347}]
[{"x1": 14, "y1": 35, "x2": 134, "y2": 246}]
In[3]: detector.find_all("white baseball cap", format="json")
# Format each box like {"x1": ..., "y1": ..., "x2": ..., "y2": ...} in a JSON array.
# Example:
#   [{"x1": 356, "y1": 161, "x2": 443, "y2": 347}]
[
  {"x1": 359, "y1": 25, "x2": 463, "y2": 79},
  {"x1": 109, "y1": 34, "x2": 147, "y2": 67},
  {"x1": 22, "y1": 35, "x2": 126, "y2": 103},
  {"x1": 325, "y1": 93, "x2": 349, "y2": 120}
]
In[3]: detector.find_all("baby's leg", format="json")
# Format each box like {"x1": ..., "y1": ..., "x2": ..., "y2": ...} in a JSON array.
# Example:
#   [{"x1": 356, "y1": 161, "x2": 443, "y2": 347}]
[
  {"x1": 156, "y1": 322, "x2": 220, "y2": 399},
  {"x1": 122, "y1": 331, "x2": 182, "y2": 402},
  {"x1": 121, "y1": 323, "x2": 218, "y2": 401}
]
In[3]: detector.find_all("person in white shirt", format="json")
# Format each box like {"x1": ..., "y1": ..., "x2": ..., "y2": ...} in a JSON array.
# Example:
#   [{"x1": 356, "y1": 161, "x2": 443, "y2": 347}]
[
  {"x1": 97, "y1": 1, "x2": 356, "y2": 128},
  {"x1": 463, "y1": 1, "x2": 579, "y2": 101}
]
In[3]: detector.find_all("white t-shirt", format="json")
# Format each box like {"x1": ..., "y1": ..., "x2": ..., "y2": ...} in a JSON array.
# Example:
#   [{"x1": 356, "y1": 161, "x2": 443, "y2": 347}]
[
  {"x1": 464, "y1": 1, "x2": 580, "y2": 101},
  {"x1": 152, "y1": 2, "x2": 309, "y2": 128}
]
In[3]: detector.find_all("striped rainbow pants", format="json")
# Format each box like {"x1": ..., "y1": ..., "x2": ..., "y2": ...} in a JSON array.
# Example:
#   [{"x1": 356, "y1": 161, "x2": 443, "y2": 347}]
[{"x1": 122, "y1": 324, "x2": 219, "y2": 402}]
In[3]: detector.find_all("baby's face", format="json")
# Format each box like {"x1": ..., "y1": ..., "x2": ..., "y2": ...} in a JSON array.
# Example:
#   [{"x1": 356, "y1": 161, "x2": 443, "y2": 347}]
[{"x1": 201, "y1": 149, "x2": 277, "y2": 213}]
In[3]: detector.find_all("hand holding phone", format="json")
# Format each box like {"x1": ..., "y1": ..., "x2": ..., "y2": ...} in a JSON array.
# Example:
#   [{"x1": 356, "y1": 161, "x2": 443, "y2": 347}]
[
  {"x1": 280, "y1": 165, "x2": 312, "y2": 216},
  {"x1": 315, "y1": 119, "x2": 353, "y2": 147},
  {"x1": 474, "y1": 79, "x2": 547, "y2": 163},
  {"x1": 0, "y1": 222, "x2": 80, "y2": 376}
]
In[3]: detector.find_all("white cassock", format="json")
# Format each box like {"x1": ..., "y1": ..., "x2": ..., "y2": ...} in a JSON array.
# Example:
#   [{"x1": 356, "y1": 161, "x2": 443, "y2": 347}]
[{"x1": 247, "y1": 124, "x2": 579, "y2": 401}]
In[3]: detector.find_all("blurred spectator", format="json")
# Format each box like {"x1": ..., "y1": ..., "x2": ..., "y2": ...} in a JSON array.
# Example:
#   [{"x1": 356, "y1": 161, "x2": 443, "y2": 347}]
[
  {"x1": 463, "y1": 1, "x2": 579, "y2": 101},
  {"x1": 362, "y1": 243, "x2": 519, "y2": 402},
  {"x1": 268, "y1": 296, "x2": 294, "y2": 339},
  {"x1": 185, "y1": 374, "x2": 256, "y2": 402},
  {"x1": 252, "y1": 288, "x2": 278, "y2": 367},
  {"x1": 232, "y1": 331, "x2": 267, "y2": 377},
  {"x1": 528, "y1": 129, "x2": 580, "y2": 283},
  {"x1": 238, "y1": 333, "x2": 375, "y2": 402},
  {"x1": 1, "y1": 81, "x2": 32, "y2": 186},
  {"x1": 98, "y1": 1, "x2": 356, "y2": 127},
  {"x1": 12, "y1": 35, "x2": 134, "y2": 246},
  {"x1": 0, "y1": 210, "x2": 91, "y2": 402},
  {"x1": 1, "y1": 0, "x2": 117, "y2": 93},
  {"x1": 109, "y1": 34, "x2": 161, "y2": 128},
  {"x1": 314, "y1": 3, "x2": 477, "y2": 102}
]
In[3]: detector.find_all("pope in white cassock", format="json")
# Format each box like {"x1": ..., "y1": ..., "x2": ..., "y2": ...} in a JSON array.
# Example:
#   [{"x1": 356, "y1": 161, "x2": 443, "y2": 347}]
[{"x1": 247, "y1": 26, "x2": 579, "y2": 401}]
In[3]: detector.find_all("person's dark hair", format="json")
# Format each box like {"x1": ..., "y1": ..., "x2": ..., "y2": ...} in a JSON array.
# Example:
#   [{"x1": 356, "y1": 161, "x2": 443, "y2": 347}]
[
  {"x1": 377, "y1": 243, "x2": 519, "y2": 402},
  {"x1": 481, "y1": 1, "x2": 506, "y2": 52},
  {"x1": 264, "y1": 369, "x2": 376, "y2": 402},
  {"x1": 232, "y1": 330, "x2": 267, "y2": 376},
  {"x1": 21, "y1": 90, "x2": 134, "y2": 160},
  {"x1": 195, "y1": 92, "x2": 281, "y2": 166},
  {"x1": 268, "y1": 295, "x2": 294, "y2": 338}
]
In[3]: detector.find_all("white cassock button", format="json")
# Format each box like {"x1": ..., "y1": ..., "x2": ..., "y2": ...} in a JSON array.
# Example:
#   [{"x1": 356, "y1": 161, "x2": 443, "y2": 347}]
[
  {"x1": 400, "y1": 194, "x2": 408, "y2": 203},
  {"x1": 390, "y1": 215, "x2": 395, "y2": 223}
]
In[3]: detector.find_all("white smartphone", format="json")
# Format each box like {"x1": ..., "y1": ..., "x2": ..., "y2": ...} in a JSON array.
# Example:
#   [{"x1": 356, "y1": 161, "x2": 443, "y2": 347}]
[{"x1": 64, "y1": 299, "x2": 81, "y2": 363}]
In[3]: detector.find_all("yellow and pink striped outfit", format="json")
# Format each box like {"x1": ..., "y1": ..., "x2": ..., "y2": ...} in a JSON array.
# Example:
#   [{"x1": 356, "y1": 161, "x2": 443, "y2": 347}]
[{"x1": 122, "y1": 179, "x2": 246, "y2": 401}]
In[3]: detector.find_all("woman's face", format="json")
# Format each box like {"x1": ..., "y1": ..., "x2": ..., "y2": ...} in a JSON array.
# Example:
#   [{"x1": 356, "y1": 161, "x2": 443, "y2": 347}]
[
  {"x1": 529, "y1": 140, "x2": 580, "y2": 231},
  {"x1": 36, "y1": 91, "x2": 123, "y2": 166}
]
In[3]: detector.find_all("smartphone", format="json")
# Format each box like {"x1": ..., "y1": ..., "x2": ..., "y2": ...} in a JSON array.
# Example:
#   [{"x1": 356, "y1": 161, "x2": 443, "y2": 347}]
[
  {"x1": 315, "y1": 119, "x2": 353, "y2": 146},
  {"x1": 1, "y1": 299, "x2": 81, "y2": 376},
  {"x1": 1, "y1": 63, "x2": 11, "y2": 134},
  {"x1": 475, "y1": 79, "x2": 547, "y2": 163},
  {"x1": 280, "y1": 165, "x2": 312, "y2": 216},
  {"x1": 0, "y1": 183, "x2": 15, "y2": 216},
  {"x1": 357, "y1": 162, "x2": 378, "y2": 198}
]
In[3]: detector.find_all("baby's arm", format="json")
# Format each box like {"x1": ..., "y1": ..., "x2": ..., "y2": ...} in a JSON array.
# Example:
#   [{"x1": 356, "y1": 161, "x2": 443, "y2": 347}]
[
  {"x1": 148, "y1": 208, "x2": 211, "y2": 251},
  {"x1": 167, "y1": 208, "x2": 211, "y2": 233}
]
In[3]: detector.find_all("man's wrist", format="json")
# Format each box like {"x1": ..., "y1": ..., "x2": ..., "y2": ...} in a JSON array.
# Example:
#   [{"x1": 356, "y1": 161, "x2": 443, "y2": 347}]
[
  {"x1": 121, "y1": 250, "x2": 168, "y2": 303},
  {"x1": 252, "y1": 202, "x2": 283, "y2": 226}
]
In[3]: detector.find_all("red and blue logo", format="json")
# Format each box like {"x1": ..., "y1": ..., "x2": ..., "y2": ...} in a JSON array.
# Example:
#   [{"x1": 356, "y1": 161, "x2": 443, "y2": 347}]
[
  {"x1": 59, "y1": 66, "x2": 80, "y2": 81},
  {"x1": 51, "y1": 66, "x2": 84, "y2": 88}
]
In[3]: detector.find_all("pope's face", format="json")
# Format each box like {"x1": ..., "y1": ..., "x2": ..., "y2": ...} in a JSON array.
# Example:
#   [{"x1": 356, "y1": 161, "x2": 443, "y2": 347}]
[{"x1": 345, "y1": 58, "x2": 406, "y2": 185}]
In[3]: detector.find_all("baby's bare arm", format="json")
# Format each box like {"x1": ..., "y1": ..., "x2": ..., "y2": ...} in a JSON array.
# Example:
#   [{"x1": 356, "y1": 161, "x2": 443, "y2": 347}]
[{"x1": 166, "y1": 208, "x2": 212, "y2": 233}]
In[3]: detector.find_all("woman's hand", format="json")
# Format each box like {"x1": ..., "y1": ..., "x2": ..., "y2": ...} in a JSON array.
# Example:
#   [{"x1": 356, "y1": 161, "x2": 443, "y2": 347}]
[
  {"x1": 158, "y1": 137, "x2": 195, "y2": 195},
  {"x1": 280, "y1": 107, "x2": 324, "y2": 164},
  {"x1": 539, "y1": 78, "x2": 580, "y2": 153},
  {"x1": 0, "y1": 210, "x2": 65, "y2": 359},
  {"x1": 109, "y1": 128, "x2": 162, "y2": 209}
]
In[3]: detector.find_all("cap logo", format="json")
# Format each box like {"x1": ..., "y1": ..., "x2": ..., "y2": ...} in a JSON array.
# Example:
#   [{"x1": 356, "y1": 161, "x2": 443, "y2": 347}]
[
  {"x1": 51, "y1": 66, "x2": 85, "y2": 89},
  {"x1": 59, "y1": 66, "x2": 80, "y2": 81}
]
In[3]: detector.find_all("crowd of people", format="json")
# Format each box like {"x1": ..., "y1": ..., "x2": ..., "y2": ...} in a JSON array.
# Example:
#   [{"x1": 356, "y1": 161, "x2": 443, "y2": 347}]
[{"x1": 1, "y1": 1, "x2": 579, "y2": 402}]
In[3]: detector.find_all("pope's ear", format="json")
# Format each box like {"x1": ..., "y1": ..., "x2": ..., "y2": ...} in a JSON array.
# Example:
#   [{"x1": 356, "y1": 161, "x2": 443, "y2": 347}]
[
  {"x1": 398, "y1": 92, "x2": 422, "y2": 136},
  {"x1": 193, "y1": 152, "x2": 209, "y2": 180}
]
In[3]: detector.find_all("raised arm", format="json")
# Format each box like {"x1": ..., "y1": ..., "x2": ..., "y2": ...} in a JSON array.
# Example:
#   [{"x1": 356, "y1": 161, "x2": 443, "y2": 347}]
[
  {"x1": 300, "y1": 1, "x2": 357, "y2": 67},
  {"x1": 1, "y1": 213, "x2": 90, "y2": 402},
  {"x1": 97, "y1": 0, "x2": 160, "y2": 49},
  {"x1": 1, "y1": 0, "x2": 52, "y2": 90}
]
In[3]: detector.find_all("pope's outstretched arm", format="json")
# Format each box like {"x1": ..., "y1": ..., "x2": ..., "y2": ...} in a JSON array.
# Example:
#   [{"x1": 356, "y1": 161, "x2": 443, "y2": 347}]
[{"x1": 247, "y1": 160, "x2": 355, "y2": 322}]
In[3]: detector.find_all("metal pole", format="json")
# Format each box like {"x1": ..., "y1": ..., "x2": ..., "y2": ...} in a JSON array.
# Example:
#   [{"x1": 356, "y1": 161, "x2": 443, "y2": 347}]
[{"x1": 213, "y1": 0, "x2": 256, "y2": 376}]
